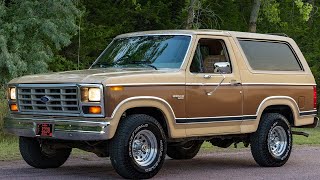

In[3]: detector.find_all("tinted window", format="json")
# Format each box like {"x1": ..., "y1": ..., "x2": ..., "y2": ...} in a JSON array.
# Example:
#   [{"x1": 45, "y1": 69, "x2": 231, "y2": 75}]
[{"x1": 239, "y1": 40, "x2": 302, "y2": 71}]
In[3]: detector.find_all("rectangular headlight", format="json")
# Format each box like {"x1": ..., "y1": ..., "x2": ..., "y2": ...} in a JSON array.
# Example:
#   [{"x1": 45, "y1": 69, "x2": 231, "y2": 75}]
[
  {"x1": 81, "y1": 87, "x2": 101, "y2": 102},
  {"x1": 9, "y1": 87, "x2": 16, "y2": 100},
  {"x1": 88, "y1": 88, "x2": 101, "y2": 101}
]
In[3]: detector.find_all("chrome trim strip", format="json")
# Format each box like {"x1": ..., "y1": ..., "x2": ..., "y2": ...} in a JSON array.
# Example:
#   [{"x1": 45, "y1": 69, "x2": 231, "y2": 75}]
[
  {"x1": 299, "y1": 110, "x2": 318, "y2": 113},
  {"x1": 180, "y1": 34, "x2": 193, "y2": 70},
  {"x1": 105, "y1": 82, "x2": 316, "y2": 87},
  {"x1": 186, "y1": 83, "x2": 231, "y2": 86},
  {"x1": 242, "y1": 83, "x2": 316, "y2": 86},
  {"x1": 17, "y1": 84, "x2": 78, "y2": 88},
  {"x1": 4, "y1": 116, "x2": 111, "y2": 141},
  {"x1": 106, "y1": 83, "x2": 186, "y2": 87},
  {"x1": 299, "y1": 110, "x2": 318, "y2": 116},
  {"x1": 111, "y1": 96, "x2": 176, "y2": 119},
  {"x1": 175, "y1": 115, "x2": 257, "y2": 124},
  {"x1": 176, "y1": 115, "x2": 248, "y2": 119},
  {"x1": 115, "y1": 33, "x2": 195, "y2": 39}
]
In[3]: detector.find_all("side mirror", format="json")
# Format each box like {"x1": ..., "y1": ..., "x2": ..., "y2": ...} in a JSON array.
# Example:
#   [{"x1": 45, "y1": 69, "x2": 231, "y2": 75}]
[{"x1": 214, "y1": 62, "x2": 231, "y2": 74}]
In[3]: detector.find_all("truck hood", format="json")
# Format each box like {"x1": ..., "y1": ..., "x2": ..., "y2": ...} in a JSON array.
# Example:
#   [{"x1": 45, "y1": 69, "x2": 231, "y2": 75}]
[{"x1": 9, "y1": 68, "x2": 176, "y2": 85}]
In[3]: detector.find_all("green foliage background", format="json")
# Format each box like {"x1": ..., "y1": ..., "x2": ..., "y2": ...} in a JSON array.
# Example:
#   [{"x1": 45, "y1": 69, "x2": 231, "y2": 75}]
[
  {"x1": 1, "y1": 0, "x2": 320, "y2": 105},
  {"x1": 0, "y1": 0, "x2": 79, "y2": 84}
]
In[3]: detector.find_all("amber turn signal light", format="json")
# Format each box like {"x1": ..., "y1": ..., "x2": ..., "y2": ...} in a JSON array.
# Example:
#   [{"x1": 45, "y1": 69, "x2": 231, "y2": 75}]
[
  {"x1": 10, "y1": 104, "x2": 18, "y2": 111},
  {"x1": 88, "y1": 106, "x2": 101, "y2": 114},
  {"x1": 110, "y1": 86, "x2": 124, "y2": 91}
]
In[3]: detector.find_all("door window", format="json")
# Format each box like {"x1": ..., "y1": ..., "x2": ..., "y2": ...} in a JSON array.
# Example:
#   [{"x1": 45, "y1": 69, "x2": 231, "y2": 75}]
[{"x1": 190, "y1": 39, "x2": 232, "y2": 74}]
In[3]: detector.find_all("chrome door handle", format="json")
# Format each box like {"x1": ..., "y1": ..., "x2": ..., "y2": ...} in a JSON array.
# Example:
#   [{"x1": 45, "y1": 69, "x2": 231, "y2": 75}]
[
  {"x1": 230, "y1": 80, "x2": 241, "y2": 86},
  {"x1": 203, "y1": 75, "x2": 211, "y2": 79}
]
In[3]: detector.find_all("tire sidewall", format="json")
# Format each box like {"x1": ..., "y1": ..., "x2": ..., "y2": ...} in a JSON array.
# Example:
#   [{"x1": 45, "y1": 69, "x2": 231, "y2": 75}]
[
  {"x1": 127, "y1": 121, "x2": 166, "y2": 173},
  {"x1": 19, "y1": 137, "x2": 71, "y2": 169},
  {"x1": 266, "y1": 118, "x2": 292, "y2": 162}
]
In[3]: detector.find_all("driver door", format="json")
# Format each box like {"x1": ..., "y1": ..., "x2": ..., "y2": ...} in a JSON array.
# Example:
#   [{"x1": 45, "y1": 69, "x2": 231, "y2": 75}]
[{"x1": 183, "y1": 35, "x2": 243, "y2": 136}]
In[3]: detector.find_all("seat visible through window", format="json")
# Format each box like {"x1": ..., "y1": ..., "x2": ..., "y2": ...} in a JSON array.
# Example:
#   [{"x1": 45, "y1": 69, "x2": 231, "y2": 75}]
[{"x1": 190, "y1": 39, "x2": 231, "y2": 74}]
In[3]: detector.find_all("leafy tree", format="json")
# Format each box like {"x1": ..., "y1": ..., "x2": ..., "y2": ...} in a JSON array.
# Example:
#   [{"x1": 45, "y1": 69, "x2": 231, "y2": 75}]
[
  {"x1": 0, "y1": 0, "x2": 79, "y2": 84},
  {"x1": 57, "y1": 0, "x2": 186, "y2": 70}
]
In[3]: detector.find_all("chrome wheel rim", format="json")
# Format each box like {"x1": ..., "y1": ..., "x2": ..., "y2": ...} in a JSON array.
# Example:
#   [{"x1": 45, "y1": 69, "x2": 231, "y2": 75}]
[
  {"x1": 131, "y1": 129, "x2": 158, "y2": 167},
  {"x1": 268, "y1": 126, "x2": 288, "y2": 158}
]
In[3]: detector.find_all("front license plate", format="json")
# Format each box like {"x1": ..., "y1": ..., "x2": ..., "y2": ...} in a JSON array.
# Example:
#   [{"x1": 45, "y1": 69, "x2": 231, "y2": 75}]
[{"x1": 36, "y1": 124, "x2": 53, "y2": 137}]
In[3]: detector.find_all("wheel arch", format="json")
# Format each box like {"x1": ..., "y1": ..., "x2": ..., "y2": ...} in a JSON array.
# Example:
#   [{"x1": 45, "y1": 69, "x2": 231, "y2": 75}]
[
  {"x1": 249, "y1": 96, "x2": 300, "y2": 132},
  {"x1": 108, "y1": 96, "x2": 186, "y2": 139}
]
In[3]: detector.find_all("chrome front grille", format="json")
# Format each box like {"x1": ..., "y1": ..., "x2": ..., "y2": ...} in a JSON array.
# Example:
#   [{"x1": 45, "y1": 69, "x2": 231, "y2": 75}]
[{"x1": 17, "y1": 85, "x2": 80, "y2": 114}]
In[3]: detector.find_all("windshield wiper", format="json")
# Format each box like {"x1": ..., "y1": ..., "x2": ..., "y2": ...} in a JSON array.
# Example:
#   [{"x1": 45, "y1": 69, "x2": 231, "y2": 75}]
[
  {"x1": 129, "y1": 61, "x2": 158, "y2": 70},
  {"x1": 144, "y1": 64, "x2": 158, "y2": 70}
]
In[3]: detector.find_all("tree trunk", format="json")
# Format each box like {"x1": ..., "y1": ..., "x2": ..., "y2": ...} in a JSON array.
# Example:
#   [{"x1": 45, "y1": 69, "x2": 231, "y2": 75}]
[
  {"x1": 307, "y1": 0, "x2": 315, "y2": 26},
  {"x1": 186, "y1": 0, "x2": 196, "y2": 29},
  {"x1": 248, "y1": 0, "x2": 262, "y2": 33}
]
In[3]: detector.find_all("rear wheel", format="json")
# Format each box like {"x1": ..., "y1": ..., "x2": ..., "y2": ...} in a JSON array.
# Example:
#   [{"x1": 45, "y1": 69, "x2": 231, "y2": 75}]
[
  {"x1": 110, "y1": 114, "x2": 167, "y2": 179},
  {"x1": 19, "y1": 137, "x2": 71, "y2": 169},
  {"x1": 250, "y1": 113, "x2": 292, "y2": 167},
  {"x1": 167, "y1": 140, "x2": 203, "y2": 160}
]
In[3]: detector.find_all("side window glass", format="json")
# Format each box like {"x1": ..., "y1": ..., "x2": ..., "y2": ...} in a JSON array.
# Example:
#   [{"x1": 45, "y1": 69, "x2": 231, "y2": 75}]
[
  {"x1": 190, "y1": 39, "x2": 232, "y2": 74},
  {"x1": 238, "y1": 40, "x2": 303, "y2": 71}
]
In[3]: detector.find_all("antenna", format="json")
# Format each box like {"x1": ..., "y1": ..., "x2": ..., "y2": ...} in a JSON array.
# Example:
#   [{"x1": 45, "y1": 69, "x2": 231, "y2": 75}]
[{"x1": 77, "y1": 0, "x2": 81, "y2": 70}]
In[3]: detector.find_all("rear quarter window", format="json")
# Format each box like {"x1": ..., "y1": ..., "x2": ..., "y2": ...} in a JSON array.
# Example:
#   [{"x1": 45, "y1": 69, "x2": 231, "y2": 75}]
[{"x1": 238, "y1": 40, "x2": 303, "y2": 71}]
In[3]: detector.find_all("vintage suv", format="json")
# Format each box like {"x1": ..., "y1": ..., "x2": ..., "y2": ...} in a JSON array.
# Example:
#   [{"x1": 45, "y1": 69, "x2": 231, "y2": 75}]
[{"x1": 4, "y1": 30, "x2": 319, "y2": 179}]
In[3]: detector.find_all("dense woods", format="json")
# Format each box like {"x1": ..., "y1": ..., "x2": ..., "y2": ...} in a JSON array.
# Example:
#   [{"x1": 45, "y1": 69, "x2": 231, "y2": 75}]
[{"x1": 1, "y1": 0, "x2": 320, "y2": 94}]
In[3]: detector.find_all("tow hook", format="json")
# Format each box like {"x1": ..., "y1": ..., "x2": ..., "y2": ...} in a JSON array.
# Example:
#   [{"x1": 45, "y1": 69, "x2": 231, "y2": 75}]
[{"x1": 292, "y1": 131, "x2": 309, "y2": 137}]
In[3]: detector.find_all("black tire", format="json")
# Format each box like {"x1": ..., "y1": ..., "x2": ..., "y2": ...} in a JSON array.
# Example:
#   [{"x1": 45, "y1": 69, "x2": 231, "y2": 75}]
[
  {"x1": 19, "y1": 137, "x2": 71, "y2": 169},
  {"x1": 250, "y1": 113, "x2": 292, "y2": 167},
  {"x1": 167, "y1": 140, "x2": 203, "y2": 160},
  {"x1": 110, "y1": 114, "x2": 167, "y2": 179}
]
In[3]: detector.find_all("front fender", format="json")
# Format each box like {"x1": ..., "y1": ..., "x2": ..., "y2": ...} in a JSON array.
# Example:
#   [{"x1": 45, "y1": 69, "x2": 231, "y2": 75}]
[{"x1": 107, "y1": 96, "x2": 186, "y2": 139}]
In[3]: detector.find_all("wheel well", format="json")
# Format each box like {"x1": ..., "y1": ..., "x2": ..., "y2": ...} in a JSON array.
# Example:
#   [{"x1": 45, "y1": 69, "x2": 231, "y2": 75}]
[
  {"x1": 262, "y1": 105, "x2": 294, "y2": 125},
  {"x1": 123, "y1": 107, "x2": 169, "y2": 137}
]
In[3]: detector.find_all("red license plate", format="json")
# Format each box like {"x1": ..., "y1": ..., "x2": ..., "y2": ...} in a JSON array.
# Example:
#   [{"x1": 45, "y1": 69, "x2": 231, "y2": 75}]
[{"x1": 36, "y1": 124, "x2": 53, "y2": 137}]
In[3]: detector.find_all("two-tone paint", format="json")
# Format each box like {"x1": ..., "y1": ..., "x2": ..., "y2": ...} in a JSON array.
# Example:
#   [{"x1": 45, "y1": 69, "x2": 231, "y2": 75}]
[{"x1": 6, "y1": 30, "x2": 318, "y2": 140}]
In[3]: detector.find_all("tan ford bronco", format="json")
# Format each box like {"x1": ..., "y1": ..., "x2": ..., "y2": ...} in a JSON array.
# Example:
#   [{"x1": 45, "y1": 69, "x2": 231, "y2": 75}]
[{"x1": 4, "y1": 30, "x2": 319, "y2": 179}]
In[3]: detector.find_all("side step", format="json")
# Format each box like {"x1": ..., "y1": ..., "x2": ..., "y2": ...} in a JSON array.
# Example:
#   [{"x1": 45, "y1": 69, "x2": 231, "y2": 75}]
[{"x1": 292, "y1": 131, "x2": 309, "y2": 137}]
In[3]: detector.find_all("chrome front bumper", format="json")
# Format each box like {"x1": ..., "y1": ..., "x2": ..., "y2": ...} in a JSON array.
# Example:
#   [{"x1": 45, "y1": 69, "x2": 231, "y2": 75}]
[{"x1": 4, "y1": 115, "x2": 110, "y2": 141}]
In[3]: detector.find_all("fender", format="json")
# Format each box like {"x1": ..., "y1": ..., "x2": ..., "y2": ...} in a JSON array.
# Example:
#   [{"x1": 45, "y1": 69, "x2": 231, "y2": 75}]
[
  {"x1": 241, "y1": 96, "x2": 301, "y2": 133},
  {"x1": 107, "y1": 96, "x2": 186, "y2": 139}
]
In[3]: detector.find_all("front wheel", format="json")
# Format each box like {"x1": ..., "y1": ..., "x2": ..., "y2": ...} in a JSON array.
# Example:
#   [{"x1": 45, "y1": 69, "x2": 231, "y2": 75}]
[
  {"x1": 250, "y1": 113, "x2": 292, "y2": 167},
  {"x1": 19, "y1": 137, "x2": 71, "y2": 169},
  {"x1": 110, "y1": 114, "x2": 167, "y2": 179}
]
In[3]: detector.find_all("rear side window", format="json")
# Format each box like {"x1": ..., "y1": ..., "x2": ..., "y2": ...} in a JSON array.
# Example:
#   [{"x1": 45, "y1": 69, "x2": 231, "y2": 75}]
[{"x1": 238, "y1": 40, "x2": 303, "y2": 71}]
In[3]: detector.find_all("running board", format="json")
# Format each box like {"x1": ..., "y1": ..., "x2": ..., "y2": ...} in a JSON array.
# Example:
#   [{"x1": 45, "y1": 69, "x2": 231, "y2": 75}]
[{"x1": 292, "y1": 131, "x2": 309, "y2": 137}]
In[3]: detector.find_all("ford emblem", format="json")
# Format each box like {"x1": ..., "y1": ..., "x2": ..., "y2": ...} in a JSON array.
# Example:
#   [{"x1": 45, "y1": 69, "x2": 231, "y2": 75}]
[{"x1": 40, "y1": 96, "x2": 52, "y2": 103}]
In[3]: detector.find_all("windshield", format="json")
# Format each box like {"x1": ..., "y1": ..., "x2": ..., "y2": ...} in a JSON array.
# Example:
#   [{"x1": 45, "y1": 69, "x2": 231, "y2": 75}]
[{"x1": 91, "y1": 35, "x2": 191, "y2": 69}]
